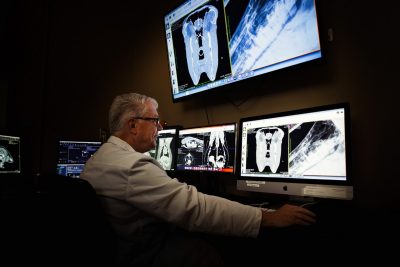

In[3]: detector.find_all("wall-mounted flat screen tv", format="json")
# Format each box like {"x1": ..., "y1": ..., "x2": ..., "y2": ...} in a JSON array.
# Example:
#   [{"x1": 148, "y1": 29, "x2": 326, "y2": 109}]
[{"x1": 164, "y1": 0, "x2": 322, "y2": 102}]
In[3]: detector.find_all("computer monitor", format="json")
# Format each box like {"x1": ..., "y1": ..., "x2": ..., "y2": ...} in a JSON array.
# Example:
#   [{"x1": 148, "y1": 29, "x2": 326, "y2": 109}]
[
  {"x1": 56, "y1": 140, "x2": 102, "y2": 178},
  {"x1": 0, "y1": 134, "x2": 21, "y2": 174},
  {"x1": 237, "y1": 103, "x2": 353, "y2": 201},
  {"x1": 164, "y1": 0, "x2": 322, "y2": 102},
  {"x1": 176, "y1": 123, "x2": 236, "y2": 173},
  {"x1": 155, "y1": 128, "x2": 179, "y2": 171},
  {"x1": 144, "y1": 127, "x2": 180, "y2": 171}
]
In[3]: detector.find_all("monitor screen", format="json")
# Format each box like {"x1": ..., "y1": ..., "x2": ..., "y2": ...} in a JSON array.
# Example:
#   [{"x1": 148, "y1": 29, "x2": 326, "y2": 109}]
[
  {"x1": 176, "y1": 123, "x2": 236, "y2": 173},
  {"x1": 144, "y1": 128, "x2": 179, "y2": 171},
  {"x1": 165, "y1": 0, "x2": 322, "y2": 102},
  {"x1": 0, "y1": 134, "x2": 21, "y2": 173},
  {"x1": 237, "y1": 103, "x2": 353, "y2": 200},
  {"x1": 57, "y1": 140, "x2": 102, "y2": 178}
]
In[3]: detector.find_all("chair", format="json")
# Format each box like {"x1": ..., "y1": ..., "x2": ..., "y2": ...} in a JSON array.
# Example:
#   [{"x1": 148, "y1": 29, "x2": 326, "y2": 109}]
[{"x1": 1, "y1": 173, "x2": 117, "y2": 265}]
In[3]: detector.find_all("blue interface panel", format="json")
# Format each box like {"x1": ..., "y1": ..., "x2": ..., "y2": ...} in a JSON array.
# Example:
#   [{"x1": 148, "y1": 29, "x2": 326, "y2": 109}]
[{"x1": 56, "y1": 140, "x2": 101, "y2": 178}]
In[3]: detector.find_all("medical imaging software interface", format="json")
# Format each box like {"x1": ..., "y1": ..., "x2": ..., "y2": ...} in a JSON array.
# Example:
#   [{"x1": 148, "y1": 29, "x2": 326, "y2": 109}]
[
  {"x1": 57, "y1": 141, "x2": 101, "y2": 178},
  {"x1": 240, "y1": 108, "x2": 347, "y2": 181},
  {"x1": 177, "y1": 124, "x2": 236, "y2": 172},
  {"x1": 155, "y1": 129, "x2": 178, "y2": 171},
  {"x1": 165, "y1": 0, "x2": 321, "y2": 100},
  {"x1": 0, "y1": 135, "x2": 21, "y2": 173}
]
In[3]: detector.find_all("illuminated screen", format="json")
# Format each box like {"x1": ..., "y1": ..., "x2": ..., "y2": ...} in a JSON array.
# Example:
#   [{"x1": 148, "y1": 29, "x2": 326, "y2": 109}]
[
  {"x1": 0, "y1": 134, "x2": 21, "y2": 173},
  {"x1": 165, "y1": 0, "x2": 322, "y2": 102},
  {"x1": 145, "y1": 128, "x2": 179, "y2": 171},
  {"x1": 57, "y1": 140, "x2": 101, "y2": 178},
  {"x1": 176, "y1": 123, "x2": 236, "y2": 173},
  {"x1": 237, "y1": 103, "x2": 353, "y2": 200}
]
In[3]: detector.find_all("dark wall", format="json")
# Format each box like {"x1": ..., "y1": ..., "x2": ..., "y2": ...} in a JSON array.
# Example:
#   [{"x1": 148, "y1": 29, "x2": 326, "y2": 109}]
[{"x1": 2, "y1": 0, "x2": 398, "y2": 211}]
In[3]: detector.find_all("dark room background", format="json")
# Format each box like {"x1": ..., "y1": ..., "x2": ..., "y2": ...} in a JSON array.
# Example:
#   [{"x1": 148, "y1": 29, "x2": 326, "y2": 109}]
[{"x1": 1, "y1": 0, "x2": 398, "y2": 211}]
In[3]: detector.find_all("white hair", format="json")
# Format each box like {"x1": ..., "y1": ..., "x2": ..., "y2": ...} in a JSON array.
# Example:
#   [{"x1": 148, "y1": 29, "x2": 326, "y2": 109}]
[{"x1": 108, "y1": 93, "x2": 158, "y2": 134}]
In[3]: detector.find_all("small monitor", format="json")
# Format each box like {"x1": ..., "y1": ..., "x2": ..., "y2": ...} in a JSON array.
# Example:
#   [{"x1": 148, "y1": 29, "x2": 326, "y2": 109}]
[
  {"x1": 0, "y1": 134, "x2": 21, "y2": 174},
  {"x1": 155, "y1": 128, "x2": 179, "y2": 171},
  {"x1": 237, "y1": 103, "x2": 353, "y2": 200},
  {"x1": 176, "y1": 123, "x2": 236, "y2": 173},
  {"x1": 164, "y1": 0, "x2": 322, "y2": 102},
  {"x1": 57, "y1": 140, "x2": 102, "y2": 178},
  {"x1": 144, "y1": 128, "x2": 180, "y2": 171}
]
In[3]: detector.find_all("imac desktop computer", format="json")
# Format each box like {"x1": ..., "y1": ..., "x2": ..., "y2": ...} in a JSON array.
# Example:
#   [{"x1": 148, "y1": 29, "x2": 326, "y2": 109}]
[{"x1": 237, "y1": 103, "x2": 353, "y2": 202}]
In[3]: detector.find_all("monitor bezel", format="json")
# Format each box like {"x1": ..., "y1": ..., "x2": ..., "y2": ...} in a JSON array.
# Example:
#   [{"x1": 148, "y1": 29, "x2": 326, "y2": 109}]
[
  {"x1": 175, "y1": 122, "x2": 237, "y2": 174},
  {"x1": 236, "y1": 103, "x2": 353, "y2": 200}
]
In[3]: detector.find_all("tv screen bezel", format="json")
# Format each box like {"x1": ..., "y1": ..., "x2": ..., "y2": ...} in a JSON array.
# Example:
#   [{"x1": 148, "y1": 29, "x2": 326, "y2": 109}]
[
  {"x1": 164, "y1": 0, "x2": 324, "y2": 103},
  {"x1": 236, "y1": 102, "x2": 353, "y2": 200}
]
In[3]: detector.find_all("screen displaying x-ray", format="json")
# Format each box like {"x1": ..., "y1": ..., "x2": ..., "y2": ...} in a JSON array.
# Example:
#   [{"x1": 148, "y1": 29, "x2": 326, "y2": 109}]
[
  {"x1": 0, "y1": 134, "x2": 21, "y2": 173},
  {"x1": 177, "y1": 124, "x2": 236, "y2": 172},
  {"x1": 237, "y1": 103, "x2": 353, "y2": 200},
  {"x1": 151, "y1": 128, "x2": 179, "y2": 171},
  {"x1": 165, "y1": 0, "x2": 322, "y2": 102}
]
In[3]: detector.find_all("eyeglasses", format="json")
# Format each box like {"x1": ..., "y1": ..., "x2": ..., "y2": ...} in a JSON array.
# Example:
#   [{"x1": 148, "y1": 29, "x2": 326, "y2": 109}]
[{"x1": 132, "y1": 117, "x2": 160, "y2": 124}]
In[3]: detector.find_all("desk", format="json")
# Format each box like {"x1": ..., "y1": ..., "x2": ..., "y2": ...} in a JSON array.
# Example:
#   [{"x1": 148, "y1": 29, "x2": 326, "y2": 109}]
[{"x1": 224, "y1": 195, "x2": 400, "y2": 262}]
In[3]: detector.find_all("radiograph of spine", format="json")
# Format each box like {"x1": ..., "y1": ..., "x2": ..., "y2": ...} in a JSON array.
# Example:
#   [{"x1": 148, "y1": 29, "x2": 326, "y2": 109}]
[
  {"x1": 205, "y1": 131, "x2": 229, "y2": 168},
  {"x1": 255, "y1": 127, "x2": 284, "y2": 173},
  {"x1": 182, "y1": 5, "x2": 219, "y2": 85},
  {"x1": 156, "y1": 137, "x2": 173, "y2": 170},
  {"x1": 289, "y1": 119, "x2": 346, "y2": 176},
  {"x1": 0, "y1": 146, "x2": 14, "y2": 168},
  {"x1": 229, "y1": 0, "x2": 320, "y2": 76}
]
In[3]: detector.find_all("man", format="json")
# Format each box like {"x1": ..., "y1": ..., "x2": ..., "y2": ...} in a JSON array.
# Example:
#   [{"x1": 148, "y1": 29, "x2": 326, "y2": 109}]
[{"x1": 81, "y1": 93, "x2": 315, "y2": 266}]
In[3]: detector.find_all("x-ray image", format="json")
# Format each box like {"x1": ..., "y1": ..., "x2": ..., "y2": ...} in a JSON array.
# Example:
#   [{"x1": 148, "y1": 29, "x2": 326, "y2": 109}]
[
  {"x1": 245, "y1": 126, "x2": 289, "y2": 174},
  {"x1": 156, "y1": 137, "x2": 173, "y2": 170},
  {"x1": 182, "y1": 5, "x2": 219, "y2": 85},
  {"x1": 181, "y1": 136, "x2": 204, "y2": 150},
  {"x1": 204, "y1": 130, "x2": 229, "y2": 169},
  {"x1": 0, "y1": 135, "x2": 20, "y2": 173},
  {"x1": 0, "y1": 146, "x2": 14, "y2": 169},
  {"x1": 184, "y1": 152, "x2": 194, "y2": 166},
  {"x1": 176, "y1": 125, "x2": 236, "y2": 172},
  {"x1": 228, "y1": 0, "x2": 320, "y2": 76},
  {"x1": 178, "y1": 135, "x2": 204, "y2": 167},
  {"x1": 255, "y1": 127, "x2": 284, "y2": 173},
  {"x1": 170, "y1": 0, "x2": 231, "y2": 92},
  {"x1": 289, "y1": 119, "x2": 346, "y2": 177}
]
